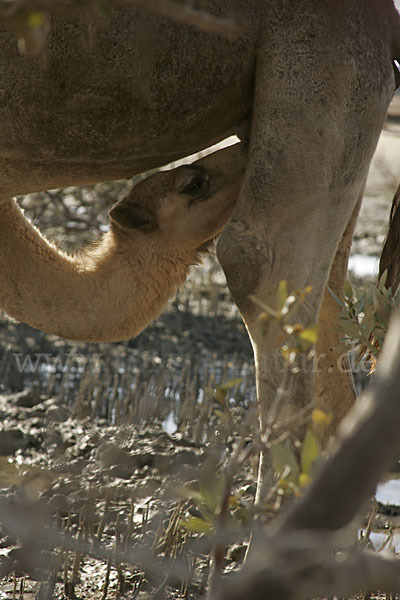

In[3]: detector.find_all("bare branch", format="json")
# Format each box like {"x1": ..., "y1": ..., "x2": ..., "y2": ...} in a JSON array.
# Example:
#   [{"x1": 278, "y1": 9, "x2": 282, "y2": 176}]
[
  {"x1": 214, "y1": 311, "x2": 400, "y2": 600},
  {"x1": 120, "y1": 0, "x2": 243, "y2": 39},
  {"x1": 214, "y1": 534, "x2": 400, "y2": 600},
  {"x1": 0, "y1": 0, "x2": 243, "y2": 56},
  {"x1": 280, "y1": 309, "x2": 400, "y2": 533}
]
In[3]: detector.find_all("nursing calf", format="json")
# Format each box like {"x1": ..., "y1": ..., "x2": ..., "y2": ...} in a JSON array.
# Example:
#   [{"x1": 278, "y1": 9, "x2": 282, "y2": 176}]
[{"x1": 0, "y1": 144, "x2": 245, "y2": 341}]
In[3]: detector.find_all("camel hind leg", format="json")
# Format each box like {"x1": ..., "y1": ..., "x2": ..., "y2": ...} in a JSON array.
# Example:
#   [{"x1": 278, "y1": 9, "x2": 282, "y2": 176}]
[{"x1": 314, "y1": 192, "x2": 362, "y2": 446}]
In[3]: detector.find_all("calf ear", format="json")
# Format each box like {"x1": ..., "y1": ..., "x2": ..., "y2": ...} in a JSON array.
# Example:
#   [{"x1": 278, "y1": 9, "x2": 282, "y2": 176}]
[{"x1": 109, "y1": 202, "x2": 158, "y2": 232}]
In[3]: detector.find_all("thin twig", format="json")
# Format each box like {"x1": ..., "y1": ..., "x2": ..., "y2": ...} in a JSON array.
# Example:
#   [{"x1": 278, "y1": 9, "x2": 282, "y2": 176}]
[
  {"x1": 214, "y1": 312, "x2": 400, "y2": 600},
  {"x1": 0, "y1": 0, "x2": 243, "y2": 39}
]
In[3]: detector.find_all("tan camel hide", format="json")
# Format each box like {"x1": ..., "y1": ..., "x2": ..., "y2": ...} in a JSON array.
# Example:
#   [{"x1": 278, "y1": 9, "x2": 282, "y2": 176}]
[
  {"x1": 0, "y1": 0, "x2": 399, "y2": 439},
  {"x1": 0, "y1": 145, "x2": 246, "y2": 341}
]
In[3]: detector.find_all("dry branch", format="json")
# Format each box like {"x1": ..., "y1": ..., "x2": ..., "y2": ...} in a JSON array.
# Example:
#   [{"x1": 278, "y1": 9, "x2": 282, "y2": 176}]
[
  {"x1": 0, "y1": 0, "x2": 243, "y2": 56},
  {"x1": 214, "y1": 536, "x2": 400, "y2": 600},
  {"x1": 281, "y1": 308, "x2": 400, "y2": 533},
  {"x1": 214, "y1": 310, "x2": 400, "y2": 600},
  {"x1": 120, "y1": 0, "x2": 243, "y2": 39}
]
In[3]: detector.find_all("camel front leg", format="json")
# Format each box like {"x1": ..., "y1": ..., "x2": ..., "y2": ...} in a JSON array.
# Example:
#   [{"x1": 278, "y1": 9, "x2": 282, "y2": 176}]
[
  {"x1": 217, "y1": 5, "x2": 393, "y2": 504},
  {"x1": 217, "y1": 176, "x2": 359, "y2": 434}
]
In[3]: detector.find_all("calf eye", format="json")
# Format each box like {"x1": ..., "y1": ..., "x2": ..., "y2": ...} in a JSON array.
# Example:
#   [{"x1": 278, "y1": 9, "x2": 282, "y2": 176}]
[{"x1": 181, "y1": 176, "x2": 205, "y2": 195}]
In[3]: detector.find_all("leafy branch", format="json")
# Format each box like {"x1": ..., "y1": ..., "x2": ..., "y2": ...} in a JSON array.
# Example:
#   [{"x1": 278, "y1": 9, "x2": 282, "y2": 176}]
[{"x1": 332, "y1": 270, "x2": 400, "y2": 366}]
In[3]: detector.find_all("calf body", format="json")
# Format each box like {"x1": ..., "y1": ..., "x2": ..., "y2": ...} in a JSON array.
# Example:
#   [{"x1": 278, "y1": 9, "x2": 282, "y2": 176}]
[{"x1": 0, "y1": 144, "x2": 245, "y2": 341}]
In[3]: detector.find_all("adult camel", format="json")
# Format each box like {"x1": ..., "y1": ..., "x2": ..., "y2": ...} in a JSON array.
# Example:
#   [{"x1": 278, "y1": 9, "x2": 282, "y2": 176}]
[{"x1": 0, "y1": 1, "x2": 399, "y2": 446}]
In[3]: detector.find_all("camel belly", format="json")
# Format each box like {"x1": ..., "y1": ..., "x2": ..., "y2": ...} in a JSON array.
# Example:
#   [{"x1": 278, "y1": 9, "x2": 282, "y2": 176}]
[{"x1": 0, "y1": 3, "x2": 257, "y2": 195}]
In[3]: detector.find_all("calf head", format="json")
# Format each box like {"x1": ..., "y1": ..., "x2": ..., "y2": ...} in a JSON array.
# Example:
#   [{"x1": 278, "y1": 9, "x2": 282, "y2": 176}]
[{"x1": 110, "y1": 143, "x2": 246, "y2": 251}]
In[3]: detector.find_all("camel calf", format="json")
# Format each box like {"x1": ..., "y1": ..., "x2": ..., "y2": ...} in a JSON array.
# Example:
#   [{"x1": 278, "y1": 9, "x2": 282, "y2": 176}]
[{"x1": 0, "y1": 144, "x2": 245, "y2": 342}]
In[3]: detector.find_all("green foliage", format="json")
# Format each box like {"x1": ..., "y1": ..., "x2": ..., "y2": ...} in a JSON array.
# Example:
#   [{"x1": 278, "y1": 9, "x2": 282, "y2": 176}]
[
  {"x1": 300, "y1": 429, "x2": 320, "y2": 476},
  {"x1": 254, "y1": 281, "x2": 325, "y2": 494},
  {"x1": 205, "y1": 378, "x2": 243, "y2": 423},
  {"x1": 255, "y1": 281, "x2": 317, "y2": 359},
  {"x1": 183, "y1": 281, "x2": 328, "y2": 532},
  {"x1": 271, "y1": 428, "x2": 321, "y2": 494},
  {"x1": 1, "y1": 0, "x2": 114, "y2": 56},
  {"x1": 183, "y1": 516, "x2": 213, "y2": 534},
  {"x1": 270, "y1": 442, "x2": 299, "y2": 486},
  {"x1": 1, "y1": 9, "x2": 50, "y2": 56},
  {"x1": 332, "y1": 271, "x2": 400, "y2": 361},
  {"x1": 180, "y1": 467, "x2": 255, "y2": 535},
  {"x1": 179, "y1": 469, "x2": 226, "y2": 534}
]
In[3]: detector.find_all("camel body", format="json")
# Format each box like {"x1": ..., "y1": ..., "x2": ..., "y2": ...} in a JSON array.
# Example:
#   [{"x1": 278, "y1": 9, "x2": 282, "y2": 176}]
[
  {"x1": 1, "y1": 0, "x2": 400, "y2": 442},
  {"x1": 0, "y1": 145, "x2": 245, "y2": 341},
  {"x1": 0, "y1": 2, "x2": 256, "y2": 196}
]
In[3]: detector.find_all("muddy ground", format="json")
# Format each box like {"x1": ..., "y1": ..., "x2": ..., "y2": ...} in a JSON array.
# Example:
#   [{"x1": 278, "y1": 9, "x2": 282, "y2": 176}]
[{"x1": 0, "y1": 119, "x2": 399, "y2": 600}]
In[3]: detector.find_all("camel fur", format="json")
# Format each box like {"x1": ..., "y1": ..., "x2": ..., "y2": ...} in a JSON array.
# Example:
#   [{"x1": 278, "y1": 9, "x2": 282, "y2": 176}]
[
  {"x1": 0, "y1": 144, "x2": 245, "y2": 341},
  {"x1": 0, "y1": 0, "x2": 399, "y2": 442}
]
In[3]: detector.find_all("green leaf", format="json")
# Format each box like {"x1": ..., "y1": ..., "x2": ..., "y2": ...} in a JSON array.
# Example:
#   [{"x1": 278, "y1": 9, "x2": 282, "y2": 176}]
[
  {"x1": 181, "y1": 516, "x2": 213, "y2": 534},
  {"x1": 339, "y1": 318, "x2": 361, "y2": 339},
  {"x1": 343, "y1": 280, "x2": 354, "y2": 300},
  {"x1": 176, "y1": 486, "x2": 207, "y2": 506},
  {"x1": 354, "y1": 294, "x2": 366, "y2": 314},
  {"x1": 27, "y1": 12, "x2": 46, "y2": 28},
  {"x1": 214, "y1": 408, "x2": 227, "y2": 421},
  {"x1": 371, "y1": 287, "x2": 381, "y2": 311},
  {"x1": 217, "y1": 378, "x2": 243, "y2": 392},
  {"x1": 300, "y1": 429, "x2": 320, "y2": 475},
  {"x1": 378, "y1": 269, "x2": 388, "y2": 291},
  {"x1": 299, "y1": 324, "x2": 318, "y2": 345},
  {"x1": 353, "y1": 286, "x2": 365, "y2": 302},
  {"x1": 199, "y1": 474, "x2": 224, "y2": 515},
  {"x1": 270, "y1": 443, "x2": 299, "y2": 485},
  {"x1": 203, "y1": 386, "x2": 215, "y2": 399},
  {"x1": 362, "y1": 308, "x2": 375, "y2": 340},
  {"x1": 328, "y1": 287, "x2": 346, "y2": 308},
  {"x1": 276, "y1": 280, "x2": 289, "y2": 312},
  {"x1": 215, "y1": 388, "x2": 226, "y2": 405}
]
